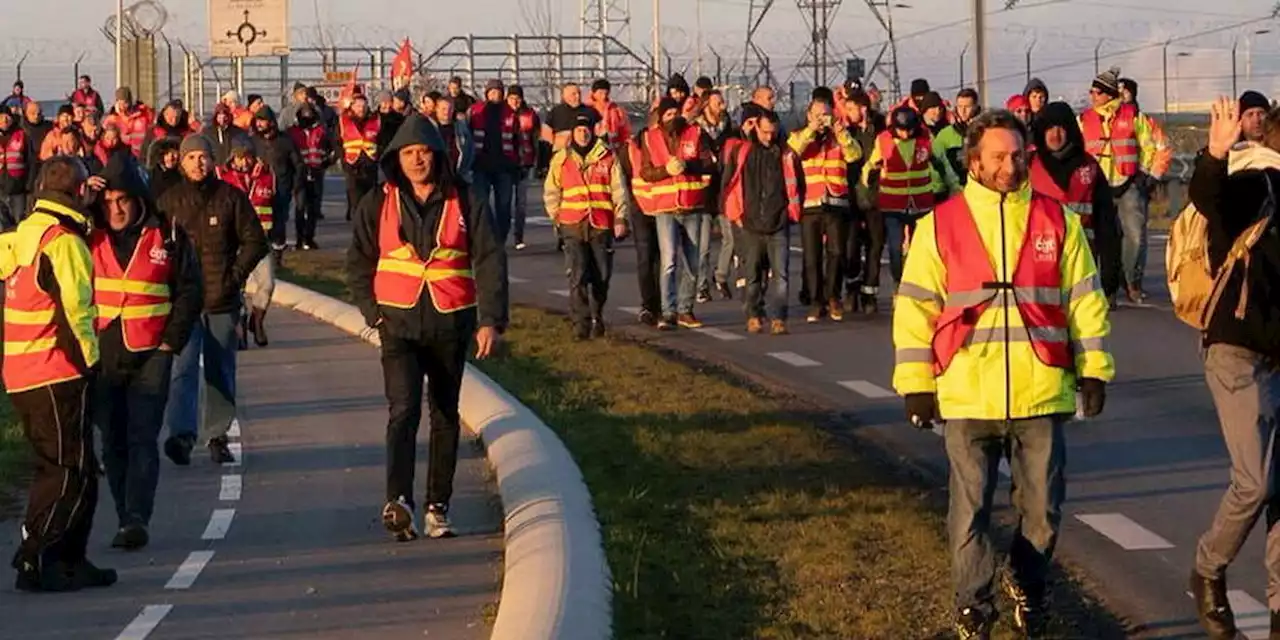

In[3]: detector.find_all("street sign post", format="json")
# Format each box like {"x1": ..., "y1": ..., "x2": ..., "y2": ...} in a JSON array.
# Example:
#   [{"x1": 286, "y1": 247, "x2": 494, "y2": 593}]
[{"x1": 208, "y1": 0, "x2": 289, "y2": 58}]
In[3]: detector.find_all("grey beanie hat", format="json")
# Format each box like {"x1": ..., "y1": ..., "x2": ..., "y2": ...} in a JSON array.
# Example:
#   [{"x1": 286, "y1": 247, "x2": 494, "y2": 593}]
[{"x1": 179, "y1": 134, "x2": 213, "y2": 157}]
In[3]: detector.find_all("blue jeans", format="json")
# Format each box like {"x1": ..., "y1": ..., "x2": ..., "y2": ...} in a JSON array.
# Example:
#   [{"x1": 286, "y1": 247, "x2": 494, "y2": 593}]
[
  {"x1": 164, "y1": 312, "x2": 239, "y2": 442},
  {"x1": 884, "y1": 211, "x2": 920, "y2": 286},
  {"x1": 735, "y1": 224, "x2": 790, "y2": 321},
  {"x1": 1115, "y1": 184, "x2": 1148, "y2": 291},
  {"x1": 472, "y1": 169, "x2": 516, "y2": 246},
  {"x1": 715, "y1": 215, "x2": 737, "y2": 284},
  {"x1": 655, "y1": 212, "x2": 705, "y2": 316}
]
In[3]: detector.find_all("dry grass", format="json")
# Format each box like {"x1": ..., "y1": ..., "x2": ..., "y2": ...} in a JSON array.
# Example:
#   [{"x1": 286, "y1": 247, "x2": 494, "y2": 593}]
[
  {"x1": 0, "y1": 396, "x2": 27, "y2": 517},
  {"x1": 281, "y1": 252, "x2": 1131, "y2": 640}
]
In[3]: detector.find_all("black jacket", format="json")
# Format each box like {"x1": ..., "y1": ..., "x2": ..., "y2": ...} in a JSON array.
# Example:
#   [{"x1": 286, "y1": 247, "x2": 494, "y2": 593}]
[
  {"x1": 250, "y1": 107, "x2": 304, "y2": 195},
  {"x1": 142, "y1": 106, "x2": 195, "y2": 168},
  {"x1": 348, "y1": 113, "x2": 508, "y2": 341},
  {"x1": 93, "y1": 154, "x2": 202, "y2": 360},
  {"x1": 720, "y1": 140, "x2": 797, "y2": 234},
  {"x1": 204, "y1": 124, "x2": 249, "y2": 167},
  {"x1": 156, "y1": 172, "x2": 269, "y2": 314},
  {"x1": 0, "y1": 123, "x2": 35, "y2": 195},
  {"x1": 22, "y1": 116, "x2": 51, "y2": 158},
  {"x1": 1189, "y1": 150, "x2": 1280, "y2": 361}
]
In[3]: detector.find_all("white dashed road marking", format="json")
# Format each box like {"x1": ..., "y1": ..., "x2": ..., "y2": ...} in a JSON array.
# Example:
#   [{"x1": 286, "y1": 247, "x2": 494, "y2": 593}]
[
  {"x1": 165, "y1": 551, "x2": 215, "y2": 590},
  {"x1": 227, "y1": 419, "x2": 240, "y2": 438},
  {"x1": 226, "y1": 442, "x2": 243, "y2": 467},
  {"x1": 1075, "y1": 513, "x2": 1175, "y2": 550},
  {"x1": 114, "y1": 605, "x2": 173, "y2": 640},
  {"x1": 219, "y1": 475, "x2": 242, "y2": 501},
  {"x1": 837, "y1": 380, "x2": 896, "y2": 399},
  {"x1": 693, "y1": 327, "x2": 745, "y2": 342},
  {"x1": 201, "y1": 509, "x2": 236, "y2": 540},
  {"x1": 766, "y1": 351, "x2": 821, "y2": 367},
  {"x1": 618, "y1": 306, "x2": 642, "y2": 315},
  {"x1": 508, "y1": 276, "x2": 530, "y2": 284},
  {"x1": 1183, "y1": 590, "x2": 1269, "y2": 639},
  {"x1": 549, "y1": 289, "x2": 571, "y2": 297}
]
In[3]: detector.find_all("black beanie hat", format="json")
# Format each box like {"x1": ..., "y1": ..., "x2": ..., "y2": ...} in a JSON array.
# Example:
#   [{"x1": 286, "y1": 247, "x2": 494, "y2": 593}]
[
  {"x1": 909, "y1": 78, "x2": 930, "y2": 97},
  {"x1": 591, "y1": 78, "x2": 611, "y2": 93},
  {"x1": 919, "y1": 91, "x2": 944, "y2": 111},
  {"x1": 1240, "y1": 90, "x2": 1271, "y2": 114}
]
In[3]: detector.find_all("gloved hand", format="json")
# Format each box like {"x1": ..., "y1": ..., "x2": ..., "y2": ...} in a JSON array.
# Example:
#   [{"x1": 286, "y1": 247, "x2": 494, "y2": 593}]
[
  {"x1": 904, "y1": 393, "x2": 939, "y2": 429},
  {"x1": 1079, "y1": 378, "x2": 1106, "y2": 418}
]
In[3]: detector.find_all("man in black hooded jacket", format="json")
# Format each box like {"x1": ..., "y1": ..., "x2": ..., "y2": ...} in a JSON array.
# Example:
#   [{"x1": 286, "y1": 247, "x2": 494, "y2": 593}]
[
  {"x1": 89, "y1": 153, "x2": 202, "y2": 550},
  {"x1": 347, "y1": 113, "x2": 507, "y2": 542},
  {"x1": 249, "y1": 106, "x2": 303, "y2": 250}
]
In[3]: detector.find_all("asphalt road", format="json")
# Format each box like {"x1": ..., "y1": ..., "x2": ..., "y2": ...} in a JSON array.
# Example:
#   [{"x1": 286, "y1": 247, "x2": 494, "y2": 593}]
[{"x1": 0, "y1": 307, "x2": 502, "y2": 639}]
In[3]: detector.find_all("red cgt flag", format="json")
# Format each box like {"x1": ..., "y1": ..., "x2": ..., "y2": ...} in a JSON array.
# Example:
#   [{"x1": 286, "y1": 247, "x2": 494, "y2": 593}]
[{"x1": 391, "y1": 39, "x2": 414, "y2": 87}]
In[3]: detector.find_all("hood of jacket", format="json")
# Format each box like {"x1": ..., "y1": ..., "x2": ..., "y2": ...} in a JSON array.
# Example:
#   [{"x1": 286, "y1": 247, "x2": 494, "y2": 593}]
[
  {"x1": 94, "y1": 153, "x2": 158, "y2": 228},
  {"x1": 1024, "y1": 77, "x2": 1048, "y2": 97},
  {"x1": 1228, "y1": 142, "x2": 1280, "y2": 174},
  {"x1": 154, "y1": 103, "x2": 192, "y2": 136},
  {"x1": 252, "y1": 105, "x2": 279, "y2": 137},
  {"x1": 379, "y1": 112, "x2": 447, "y2": 192},
  {"x1": 1033, "y1": 101, "x2": 1088, "y2": 186}
]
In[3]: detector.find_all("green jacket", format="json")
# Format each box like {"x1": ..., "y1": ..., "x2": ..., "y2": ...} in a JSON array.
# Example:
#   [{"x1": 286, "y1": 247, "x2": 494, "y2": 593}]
[{"x1": 931, "y1": 124, "x2": 966, "y2": 193}]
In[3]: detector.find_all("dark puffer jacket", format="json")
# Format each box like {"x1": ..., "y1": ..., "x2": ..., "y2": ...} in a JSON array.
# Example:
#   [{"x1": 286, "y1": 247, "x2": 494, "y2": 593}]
[
  {"x1": 249, "y1": 105, "x2": 303, "y2": 195},
  {"x1": 156, "y1": 167, "x2": 269, "y2": 314}
]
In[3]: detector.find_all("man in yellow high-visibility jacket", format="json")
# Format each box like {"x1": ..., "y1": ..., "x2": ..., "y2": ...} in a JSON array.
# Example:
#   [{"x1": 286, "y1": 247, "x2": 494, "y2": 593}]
[{"x1": 892, "y1": 110, "x2": 1114, "y2": 640}]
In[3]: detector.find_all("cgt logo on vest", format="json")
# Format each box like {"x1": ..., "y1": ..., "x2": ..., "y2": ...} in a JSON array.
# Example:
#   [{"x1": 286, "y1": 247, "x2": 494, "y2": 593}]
[
  {"x1": 149, "y1": 245, "x2": 169, "y2": 265},
  {"x1": 1077, "y1": 166, "x2": 1094, "y2": 186},
  {"x1": 1032, "y1": 233, "x2": 1058, "y2": 263},
  {"x1": 915, "y1": 144, "x2": 931, "y2": 164}
]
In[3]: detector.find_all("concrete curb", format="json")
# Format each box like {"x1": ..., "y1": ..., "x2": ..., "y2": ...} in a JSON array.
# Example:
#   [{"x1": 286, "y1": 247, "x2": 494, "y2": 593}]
[{"x1": 271, "y1": 280, "x2": 613, "y2": 640}]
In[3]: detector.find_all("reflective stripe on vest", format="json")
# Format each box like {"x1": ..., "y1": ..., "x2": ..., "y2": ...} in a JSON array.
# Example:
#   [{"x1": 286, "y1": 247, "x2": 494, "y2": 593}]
[
  {"x1": 720, "y1": 141, "x2": 802, "y2": 225},
  {"x1": 1029, "y1": 156, "x2": 1098, "y2": 241},
  {"x1": 1081, "y1": 104, "x2": 1140, "y2": 178},
  {"x1": 516, "y1": 109, "x2": 538, "y2": 166},
  {"x1": 558, "y1": 150, "x2": 616, "y2": 228},
  {"x1": 930, "y1": 193, "x2": 1073, "y2": 376},
  {"x1": 629, "y1": 126, "x2": 710, "y2": 215},
  {"x1": 290, "y1": 125, "x2": 328, "y2": 168},
  {"x1": 2, "y1": 224, "x2": 85, "y2": 392},
  {"x1": 2, "y1": 129, "x2": 25, "y2": 179},
  {"x1": 340, "y1": 114, "x2": 380, "y2": 164},
  {"x1": 217, "y1": 165, "x2": 276, "y2": 231},
  {"x1": 876, "y1": 132, "x2": 935, "y2": 212},
  {"x1": 798, "y1": 136, "x2": 850, "y2": 208},
  {"x1": 372, "y1": 184, "x2": 477, "y2": 314},
  {"x1": 90, "y1": 226, "x2": 173, "y2": 352},
  {"x1": 469, "y1": 103, "x2": 519, "y2": 161}
]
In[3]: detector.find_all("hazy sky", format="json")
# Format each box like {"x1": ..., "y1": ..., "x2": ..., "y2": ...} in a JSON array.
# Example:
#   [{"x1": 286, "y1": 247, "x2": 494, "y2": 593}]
[{"x1": 3, "y1": 0, "x2": 1278, "y2": 109}]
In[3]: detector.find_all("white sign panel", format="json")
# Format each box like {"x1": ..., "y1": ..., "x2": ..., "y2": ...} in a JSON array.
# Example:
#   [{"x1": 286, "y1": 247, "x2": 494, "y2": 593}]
[{"x1": 208, "y1": 0, "x2": 290, "y2": 58}]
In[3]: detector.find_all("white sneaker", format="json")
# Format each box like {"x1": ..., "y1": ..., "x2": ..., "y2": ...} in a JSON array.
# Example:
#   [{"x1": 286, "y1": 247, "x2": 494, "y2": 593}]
[
  {"x1": 382, "y1": 497, "x2": 419, "y2": 542},
  {"x1": 514, "y1": 242, "x2": 528, "y2": 251},
  {"x1": 426, "y1": 504, "x2": 456, "y2": 539}
]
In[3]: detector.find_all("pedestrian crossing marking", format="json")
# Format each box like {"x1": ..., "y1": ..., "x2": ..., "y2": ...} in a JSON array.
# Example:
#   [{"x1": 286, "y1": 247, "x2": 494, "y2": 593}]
[
  {"x1": 766, "y1": 351, "x2": 821, "y2": 367},
  {"x1": 1075, "y1": 513, "x2": 1174, "y2": 550}
]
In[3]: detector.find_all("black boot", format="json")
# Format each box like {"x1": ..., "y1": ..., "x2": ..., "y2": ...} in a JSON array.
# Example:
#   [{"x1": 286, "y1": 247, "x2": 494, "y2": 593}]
[
  {"x1": 111, "y1": 524, "x2": 150, "y2": 551},
  {"x1": 1003, "y1": 573, "x2": 1048, "y2": 638},
  {"x1": 67, "y1": 559, "x2": 117, "y2": 588},
  {"x1": 250, "y1": 308, "x2": 269, "y2": 347},
  {"x1": 208, "y1": 436, "x2": 236, "y2": 465},
  {"x1": 163, "y1": 434, "x2": 195, "y2": 466},
  {"x1": 1190, "y1": 570, "x2": 1238, "y2": 639},
  {"x1": 860, "y1": 291, "x2": 879, "y2": 315},
  {"x1": 955, "y1": 606, "x2": 995, "y2": 640},
  {"x1": 590, "y1": 317, "x2": 606, "y2": 338},
  {"x1": 14, "y1": 558, "x2": 78, "y2": 593}
]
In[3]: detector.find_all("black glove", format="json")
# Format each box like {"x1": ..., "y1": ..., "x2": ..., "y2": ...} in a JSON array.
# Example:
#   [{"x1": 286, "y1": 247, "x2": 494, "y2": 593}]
[
  {"x1": 904, "y1": 393, "x2": 939, "y2": 429},
  {"x1": 1079, "y1": 377, "x2": 1106, "y2": 418}
]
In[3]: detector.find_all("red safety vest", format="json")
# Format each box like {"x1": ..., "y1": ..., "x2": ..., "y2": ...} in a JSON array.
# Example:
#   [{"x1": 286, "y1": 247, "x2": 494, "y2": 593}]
[
  {"x1": 340, "y1": 113, "x2": 381, "y2": 164},
  {"x1": 1, "y1": 129, "x2": 26, "y2": 180},
  {"x1": 629, "y1": 125, "x2": 710, "y2": 215},
  {"x1": 1029, "y1": 156, "x2": 1099, "y2": 237},
  {"x1": 289, "y1": 124, "x2": 328, "y2": 169},
  {"x1": 930, "y1": 193, "x2": 1073, "y2": 376},
  {"x1": 106, "y1": 106, "x2": 153, "y2": 158},
  {"x1": 558, "y1": 149, "x2": 616, "y2": 229},
  {"x1": 1080, "y1": 103, "x2": 1140, "y2": 178},
  {"x1": 797, "y1": 134, "x2": 851, "y2": 208},
  {"x1": 2, "y1": 224, "x2": 86, "y2": 393},
  {"x1": 468, "y1": 102, "x2": 518, "y2": 162},
  {"x1": 720, "y1": 142, "x2": 801, "y2": 225},
  {"x1": 90, "y1": 225, "x2": 173, "y2": 352},
  {"x1": 515, "y1": 108, "x2": 538, "y2": 167},
  {"x1": 217, "y1": 164, "x2": 276, "y2": 231},
  {"x1": 71, "y1": 88, "x2": 101, "y2": 114},
  {"x1": 372, "y1": 184, "x2": 477, "y2": 314},
  {"x1": 876, "y1": 131, "x2": 935, "y2": 213}
]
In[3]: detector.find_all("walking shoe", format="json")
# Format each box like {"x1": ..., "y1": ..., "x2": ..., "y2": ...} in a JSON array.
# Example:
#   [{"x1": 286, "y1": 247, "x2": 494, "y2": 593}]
[
  {"x1": 676, "y1": 313, "x2": 704, "y2": 329},
  {"x1": 250, "y1": 309, "x2": 269, "y2": 347},
  {"x1": 1190, "y1": 570, "x2": 1238, "y2": 639},
  {"x1": 1002, "y1": 573, "x2": 1048, "y2": 637},
  {"x1": 111, "y1": 524, "x2": 149, "y2": 551},
  {"x1": 164, "y1": 434, "x2": 195, "y2": 466},
  {"x1": 657, "y1": 314, "x2": 676, "y2": 331},
  {"x1": 1126, "y1": 284, "x2": 1147, "y2": 305},
  {"x1": 716, "y1": 281, "x2": 733, "y2": 300},
  {"x1": 14, "y1": 559, "x2": 78, "y2": 593},
  {"x1": 746, "y1": 317, "x2": 764, "y2": 334},
  {"x1": 828, "y1": 300, "x2": 844, "y2": 322},
  {"x1": 426, "y1": 503, "x2": 457, "y2": 539},
  {"x1": 514, "y1": 242, "x2": 527, "y2": 251},
  {"x1": 860, "y1": 292, "x2": 879, "y2": 315},
  {"x1": 68, "y1": 559, "x2": 117, "y2": 588},
  {"x1": 696, "y1": 288, "x2": 712, "y2": 304},
  {"x1": 637, "y1": 309, "x2": 658, "y2": 327},
  {"x1": 806, "y1": 306, "x2": 822, "y2": 323},
  {"x1": 270, "y1": 241, "x2": 287, "y2": 252},
  {"x1": 955, "y1": 607, "x2": 995, "y2": 640},
  {"x1": 770, "y1": 319, "x2": 789, "y2": 335},
  {"x1": 590, "y1": 318, "x2": 606, "y2": 338},
  {"x1": 735, "y1": 277, "x2": 746, "y2": 289},
  {"x1": 208, "y1": 437, "x2": 236, "y2": 465},
  {"x1": 382, "y1": 497, "x2": 419, "y2": 542}
]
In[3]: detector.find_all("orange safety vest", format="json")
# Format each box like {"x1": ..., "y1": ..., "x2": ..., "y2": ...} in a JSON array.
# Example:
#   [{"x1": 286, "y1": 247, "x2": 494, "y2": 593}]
[
  {"x1": 720, "y1": 141, "x2": 801, "y2": 226},
  {"x1": 217, "y1": 164, "x2": 276, "y2": 231},
  {"x1": 876, "y1": 131, "x2": 935, "y2": 213},
  {"x1": 930, "y1": 193, "x2": 1073, "y2": 376},
  {"x1": 1029, "y1": 156, "x2": 1099, "y2": 238},
  {"x1": 372, "y1": 184, "x2": 477, "y2": 314},
  {"x1": 289, "y1": 124, "x2": 328, "y2": 169},
  {"x1": 629, "y1": 125, "x2": 710, "y2": 215},
  {"x1": 90, "y1": 225, "x2": 173, "y2": 352},
  {"x1": 469, "y1": 102, "x2": 519, "y2": 162},
  {"x1": 797, "y1": 134, "x2": 851, "y2": 209},
  {"x1": 558, "y1": 150, "x2": 616, "y2": 229},
  {"x1": 1080, "y1": 103, "x2": 1140, "y2": 178},
  {"x1": 1, "y1": 129, "x2": 25, "y2": 180},
  {"x1": 2, "y1": 224, "x2": 86, "y2": 393},
  {"x1": 106, "y1": 107, "x2": 152, "y2": 158},
  {"x1": 515, "y1": 108, "x2": 538, "y2": 167},
  {"x1": 340, "y1": 113, "x2": 381, "y2": 164}
]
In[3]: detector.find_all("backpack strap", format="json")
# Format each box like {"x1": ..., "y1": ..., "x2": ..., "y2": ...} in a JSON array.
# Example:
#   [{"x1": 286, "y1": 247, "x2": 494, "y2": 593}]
[{"x1": 1202, "y1": 174, "x2": 1275, "y2": 327}]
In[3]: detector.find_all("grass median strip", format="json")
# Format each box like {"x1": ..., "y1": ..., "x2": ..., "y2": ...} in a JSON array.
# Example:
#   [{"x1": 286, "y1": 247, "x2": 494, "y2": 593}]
[
  {"x1": 280, "y1": 253, "x2": 1128, "y2": 639},
  {"x1": 0, "y1": 395, "x2": 27, "y2": 517}
]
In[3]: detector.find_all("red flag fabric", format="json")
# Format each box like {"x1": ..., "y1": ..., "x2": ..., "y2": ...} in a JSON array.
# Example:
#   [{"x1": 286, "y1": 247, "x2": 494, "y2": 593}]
[{"x1": 391, "y1": 39, "x2": 414, "y2": 84}]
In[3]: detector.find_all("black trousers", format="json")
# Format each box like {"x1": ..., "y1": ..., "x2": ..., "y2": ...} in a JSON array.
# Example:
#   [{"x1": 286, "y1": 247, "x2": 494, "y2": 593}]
[
  {"x1": 847, "y1": 207, "x2": 886, "y2": 294},
  {"x1": 380, "y1": 332, "x2": 468, "y2": 509},
  {"x1": 97, "y1": 347, "x2": 173, "y2": 528},
  {"x1": 563, "y1": 229, "x2": 614, "y2": 328},
  {"x1": 11, "y1": 377, "x2": 97, "y2": 569},
  {"x1": 631, "y1": 212, "x2": 662, "y2": 316},
  {"x1": 800, "y1": 207, "x2": 850, "y2": 305},
  {"x1": 344, "y1": 164, "x2": 378, "y2": 219},
  {"x1": 295, "y1": 177, "x2": 324, "y2": 245}
]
